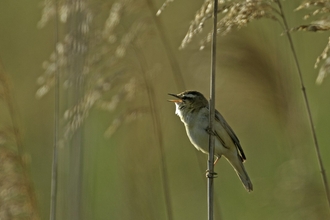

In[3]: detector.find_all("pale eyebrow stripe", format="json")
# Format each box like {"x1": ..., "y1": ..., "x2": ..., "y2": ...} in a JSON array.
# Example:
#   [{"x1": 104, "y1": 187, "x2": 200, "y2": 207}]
[{"x1": 184, "y1": 94, "x2": 196, "y2": 99}]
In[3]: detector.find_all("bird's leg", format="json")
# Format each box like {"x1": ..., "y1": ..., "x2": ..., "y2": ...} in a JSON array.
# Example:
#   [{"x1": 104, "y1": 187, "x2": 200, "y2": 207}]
[
  {"x1": 206, "y1": 156, "x2": 219, "y2": 178},
  {"x1": 214, "y1": 156, "x2": 220, "y2": 165},
  {"x1": 205, "y1": 128, "x2": 219, "y2": 178}
]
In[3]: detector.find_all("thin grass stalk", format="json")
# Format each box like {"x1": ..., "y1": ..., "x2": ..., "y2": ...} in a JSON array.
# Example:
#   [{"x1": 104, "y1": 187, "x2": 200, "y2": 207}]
[
  {"x1": 145, "y1": 0, "x2": 186, "y2": 90},
  {"x1": 67, "y1": 0, "x2": 87, "y2": 218},
  {"x1": 276, "y1": 0, "x2": 330, "y2": 209},
  {"x1": 50, "y1": 0, "x2": 60, "y2": 218},
  {"x1": 207, "y1": 0, "x2": 218, "y2": 219},
  {"x1": 134, "y1": 47, "x2": 174, "y2": 220}
]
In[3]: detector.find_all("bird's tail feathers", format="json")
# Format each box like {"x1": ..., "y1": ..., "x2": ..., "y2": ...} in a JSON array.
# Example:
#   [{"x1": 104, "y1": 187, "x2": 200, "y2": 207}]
[{"x1": 228, "y1": 156, "x2": 253, "y2": 192}]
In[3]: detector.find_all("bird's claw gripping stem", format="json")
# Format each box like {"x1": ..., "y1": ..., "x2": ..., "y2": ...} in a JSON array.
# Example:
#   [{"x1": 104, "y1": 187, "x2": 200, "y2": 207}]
[{"x1": 206, "y1": 170, "x2": 217, "y2": 178}]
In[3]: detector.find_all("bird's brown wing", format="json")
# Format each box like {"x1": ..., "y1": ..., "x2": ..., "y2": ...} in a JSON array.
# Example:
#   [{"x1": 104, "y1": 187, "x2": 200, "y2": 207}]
[{"x1": 215, "y1": 110, "x2": 246, "y2": 161}]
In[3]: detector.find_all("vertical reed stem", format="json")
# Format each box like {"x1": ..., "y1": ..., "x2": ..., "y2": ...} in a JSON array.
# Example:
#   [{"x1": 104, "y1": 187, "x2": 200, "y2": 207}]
[
  {"x1": 67, "y1": 0, "x2": 87, "y2": 219},
  {"x1": 276, "y1": 0, "x2": 330, "y2": 209},
  {"x1": 134, "y1": 47, "x2": 174, "y2": 220},
  {"x1": 50, "y1": 0, "x2": 60, "y2": 218},
  {"x1": 208, "y1": 0, "x2": 218, "y2": 219}
]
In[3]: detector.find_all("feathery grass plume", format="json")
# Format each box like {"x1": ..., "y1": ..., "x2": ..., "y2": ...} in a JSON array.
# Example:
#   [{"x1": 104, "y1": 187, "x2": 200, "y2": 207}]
[
  {"x1": 38, "y1": 0, "x2": 57, "y2": 28},
  {"x1": 37, "y1": 0, "x2": 177, "y2": 141},
  {"x1": 295, "y1": 0, "x2": 330, "y2": 19},
  {"x1": 37, "y1": 0, "x2": 93, "y2": 98},
  {"x1": 0, "y1": 147, "x2": 37, "y2": 219},
  {"x1": 63, "y1": 90, "x2": 101, "y2": 139},
  {"x1": 36, "y1": 38, "x2": 69, "y2": 98},
  {"x1": 0, "y1": 62, "x2": 39, "y2": 219},
  {"x1": 103, "y1": 108, "x2": 147, "y2": 138},
  {"x1": 62, "y1": 18, "x2": 146, "y2": 140},
  {"x1": 38, "y1": 0, "x2": 74, "y2": 28},
  {"x1": 180, "y1": 0, "x2": 281, "y2": 49},
  {"x1": 102, "y1": 2, "x2": 124, "y2": 43},
  {"x1": 294, "y1": 0, "x2": 330, "y2": 83},
  {"x1": 63, "y1": 74, "x2": 139, "y2": 140},
  {"x1": 37, "y1": 0, "x2": 146, "y2": 140},
  {"x1": 38, "y1": 0, "x2": 174, "y2": 218},
  {"x1": 102, "y1": 0, "x2": 136, "y2": 45},
  {"x1": 115, "y1": 21, "x2": 147, "y2": 58}
]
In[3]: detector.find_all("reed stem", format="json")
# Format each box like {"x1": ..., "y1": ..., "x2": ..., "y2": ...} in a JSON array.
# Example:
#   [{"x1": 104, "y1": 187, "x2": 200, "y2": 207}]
[
  {"x1": 50, "y1": 0, "x2": 60, "y2": 218},
  {"x1": 276, "y1": 0, "x2": 330, "y2": 209},
  {"x1": 207, "y1": 0, "x2": 218, "y2": 219}
]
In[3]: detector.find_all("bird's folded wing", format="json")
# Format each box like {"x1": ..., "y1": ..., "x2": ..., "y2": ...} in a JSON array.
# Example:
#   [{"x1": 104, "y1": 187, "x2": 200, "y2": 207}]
[{"x1": 215, "y1": 110, "x2": 246, "y2": 161}]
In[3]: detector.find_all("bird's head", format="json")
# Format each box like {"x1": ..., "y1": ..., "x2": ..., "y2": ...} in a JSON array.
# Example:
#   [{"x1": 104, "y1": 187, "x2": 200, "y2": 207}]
[{"x1": 168, "y1": 90, "x2": 208, "y2": 117}]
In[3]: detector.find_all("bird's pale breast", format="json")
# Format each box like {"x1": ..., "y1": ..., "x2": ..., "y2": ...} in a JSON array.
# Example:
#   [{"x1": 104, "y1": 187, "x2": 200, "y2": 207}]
[{"x1": 184, "y1": 108, "x2": 230, "y2": 157}]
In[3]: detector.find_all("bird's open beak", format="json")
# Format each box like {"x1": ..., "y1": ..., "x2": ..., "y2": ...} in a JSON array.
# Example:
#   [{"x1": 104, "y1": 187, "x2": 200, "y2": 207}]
[{"x1": 168, "y1": 93, "x2": 182, "y2": 103}]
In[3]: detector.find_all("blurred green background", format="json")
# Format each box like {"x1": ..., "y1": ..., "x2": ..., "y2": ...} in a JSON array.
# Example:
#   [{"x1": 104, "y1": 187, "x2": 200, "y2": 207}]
[{"x1": 0, "y1": 0, "x2": 330, "y2": 219}]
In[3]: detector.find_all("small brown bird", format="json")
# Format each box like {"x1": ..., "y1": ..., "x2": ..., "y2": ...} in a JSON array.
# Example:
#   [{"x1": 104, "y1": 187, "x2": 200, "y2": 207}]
[{"x1": 169, "y1": 90, "x2": 253, "y2": 192}]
